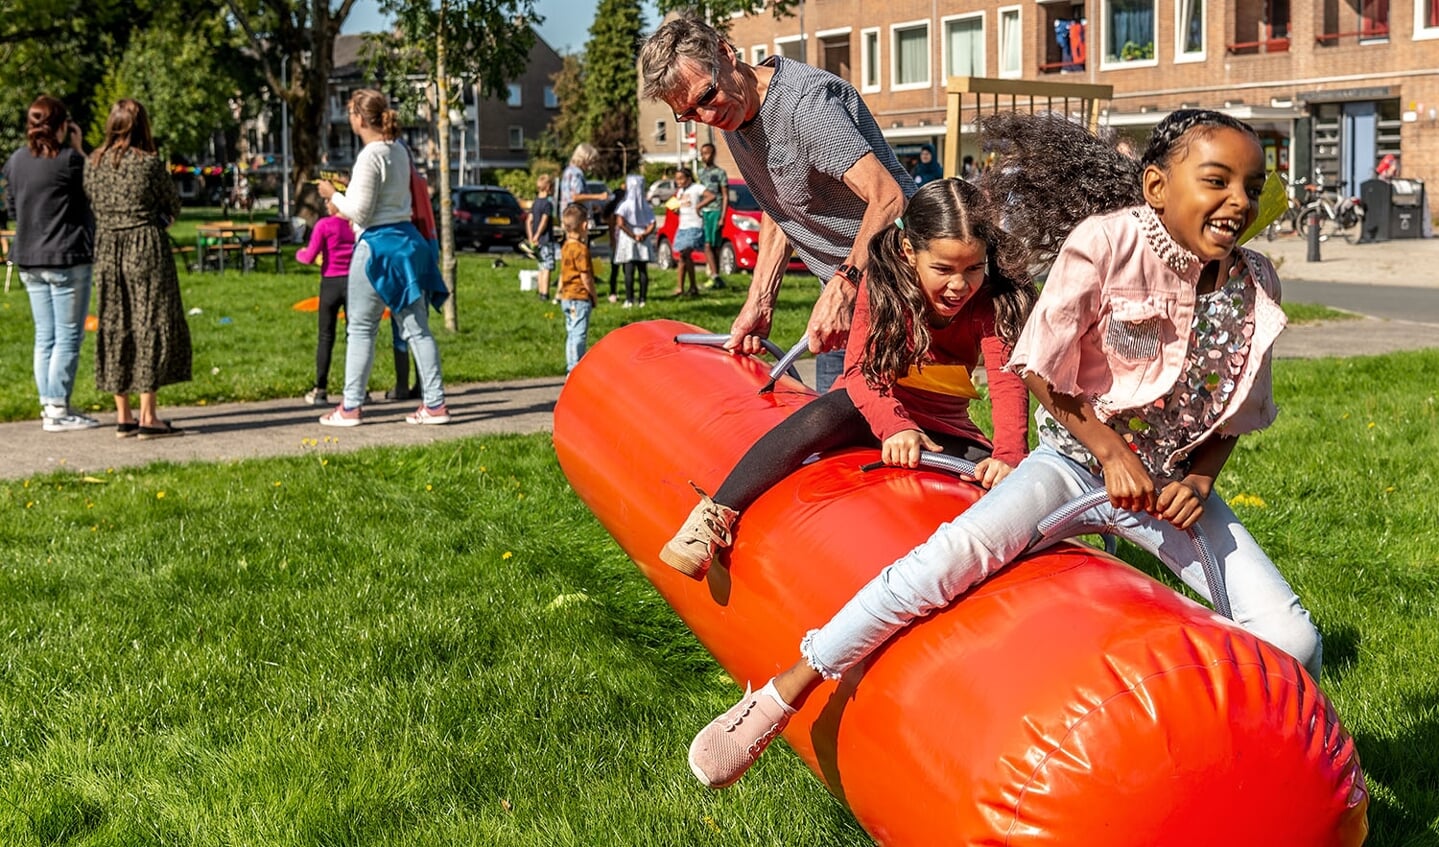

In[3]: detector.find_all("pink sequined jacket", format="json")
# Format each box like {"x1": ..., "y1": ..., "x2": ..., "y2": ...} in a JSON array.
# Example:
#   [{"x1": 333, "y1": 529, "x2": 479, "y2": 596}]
[{"x1": 1008, "y1": 205, "x2": 1286, "y2": 462}]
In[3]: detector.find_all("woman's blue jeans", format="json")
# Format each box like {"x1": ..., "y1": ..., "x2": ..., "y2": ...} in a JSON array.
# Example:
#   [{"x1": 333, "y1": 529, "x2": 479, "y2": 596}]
[
  {"x1": 343, "y1": 240, "x2": 445, "y2": 409},
  {"x1": 800, "y1": 444, "x2": 1322, "y2": 681},
  {"x1": 22, "y1": 265, "x2": 93, "y2": 408}
]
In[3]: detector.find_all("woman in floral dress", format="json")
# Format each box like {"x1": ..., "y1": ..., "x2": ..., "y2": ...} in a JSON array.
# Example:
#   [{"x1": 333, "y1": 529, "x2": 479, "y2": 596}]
[{"x1": 84, "y1": 99, "x2": 190, "y2": 439}]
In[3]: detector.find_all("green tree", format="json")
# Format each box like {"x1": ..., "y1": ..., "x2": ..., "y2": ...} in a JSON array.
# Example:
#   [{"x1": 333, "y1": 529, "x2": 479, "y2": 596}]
[
  {"x1": 377, "y1": 0, "x2": 540, "y2": 331},
  {"x1": 530, "y1": 51, "x2": 584, "y2": 165},
  {"x1": 580, "y1": 0, "x2": 646, "y2": 179},
  {"x1": 222, "y1": 0, "x2": 362, "y2": 209},
  {"x1": 653, "y1": 0, "x2": 797, "y2": 33},
  {"x1": 89, "y1": 12, "x2": 253, "y2": 157},
  {"x1": 0, "y1": 0, "x2": 161, "y2": 150}
]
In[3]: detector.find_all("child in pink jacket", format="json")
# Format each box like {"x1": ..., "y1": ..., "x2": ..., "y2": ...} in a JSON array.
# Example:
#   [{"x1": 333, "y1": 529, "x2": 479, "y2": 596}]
[{"x1": 296, "y1": 197, "x2": 355, "y2": 405}]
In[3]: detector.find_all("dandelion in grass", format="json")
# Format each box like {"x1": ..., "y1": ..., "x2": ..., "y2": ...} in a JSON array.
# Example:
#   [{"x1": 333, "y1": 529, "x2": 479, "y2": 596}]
[
  {"x1": 502, "y1": 551, "x2": 513, "y2": 560},
  {"x1": 426, "y1": 484, "x2": 433, "y2": 491},
  {"x1": 273, "y1": 481, "x2": 282, "y2": 487},
  {"x1": 1367, "y1": 422, "x2": 1375, "y2": 429},
  {"x1": 1231, "y1": 493, "x2": 1266, "y2": 509},
  {"x1": 157, "y1": 491, "x2": 166, "y2": 499}
]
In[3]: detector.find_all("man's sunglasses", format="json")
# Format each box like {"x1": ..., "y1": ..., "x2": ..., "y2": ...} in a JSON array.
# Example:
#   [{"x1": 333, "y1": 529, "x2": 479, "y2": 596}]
[{"x1": 674, "y1": 62, "x2": 720, "y2": 123}]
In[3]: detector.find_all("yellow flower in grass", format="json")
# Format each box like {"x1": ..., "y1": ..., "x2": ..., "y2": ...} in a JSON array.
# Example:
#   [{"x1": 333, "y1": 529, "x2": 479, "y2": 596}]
[
  {"x1": 156, "y1": 491, "x2": 166, "y2": 499},
  {"x1": 1230, "y1": 493, "x2": 1266, "y2": 509},
  {"x1": 501, "y1": 551, "x2": 513, "y2": 560}
]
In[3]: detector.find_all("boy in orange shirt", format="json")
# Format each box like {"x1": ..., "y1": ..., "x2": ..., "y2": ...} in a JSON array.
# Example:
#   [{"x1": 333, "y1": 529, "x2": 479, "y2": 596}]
[{"x1": 558, "y1": 203, "x2": 597, "y2": 373}]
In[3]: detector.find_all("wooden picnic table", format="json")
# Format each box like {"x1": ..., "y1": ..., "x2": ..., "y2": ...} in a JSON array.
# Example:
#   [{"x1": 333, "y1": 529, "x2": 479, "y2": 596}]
[{"x1": 196, "y1": 223, "x2": 255, "y2": 273}]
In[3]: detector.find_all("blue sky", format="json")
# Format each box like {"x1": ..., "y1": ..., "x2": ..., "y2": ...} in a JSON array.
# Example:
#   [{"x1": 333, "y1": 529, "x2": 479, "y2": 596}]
[{"x1": 343, "y1": 0, "x2": 660, "y2": 55}]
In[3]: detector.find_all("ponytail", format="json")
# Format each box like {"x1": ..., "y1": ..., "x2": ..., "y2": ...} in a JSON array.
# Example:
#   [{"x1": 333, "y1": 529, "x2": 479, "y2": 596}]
[
  {"x1": 350, "y1": 89, "x2": 400, "y2": 140},
  {"x1": 860, "y1": 226, "x2": 930, "y2": 390}
]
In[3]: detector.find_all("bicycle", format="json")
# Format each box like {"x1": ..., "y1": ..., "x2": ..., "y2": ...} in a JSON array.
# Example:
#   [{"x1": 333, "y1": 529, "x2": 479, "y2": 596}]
[
  {"x1": 1264, "y1": 178, "x2": 1310, "y2": 241},
  {"x1": 1296, "y1": 175, "x2": 1365, "y2": 243}
]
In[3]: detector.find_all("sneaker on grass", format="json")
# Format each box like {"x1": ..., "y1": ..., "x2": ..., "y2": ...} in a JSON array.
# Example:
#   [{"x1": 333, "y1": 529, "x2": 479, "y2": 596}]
[{"x1": 687, "y1": 681, "x2": 795, "y2": 789}]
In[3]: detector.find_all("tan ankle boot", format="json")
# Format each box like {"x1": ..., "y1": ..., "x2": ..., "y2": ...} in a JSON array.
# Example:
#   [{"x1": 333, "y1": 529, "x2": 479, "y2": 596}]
[{"x1": 660, "y1": 482, "x2": 739, "y2": 579}]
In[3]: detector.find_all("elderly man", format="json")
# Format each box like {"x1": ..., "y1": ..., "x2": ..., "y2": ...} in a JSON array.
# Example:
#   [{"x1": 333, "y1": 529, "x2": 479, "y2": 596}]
[{"x1": 639, "y1": 16, "x2": 912, "y2": 391}]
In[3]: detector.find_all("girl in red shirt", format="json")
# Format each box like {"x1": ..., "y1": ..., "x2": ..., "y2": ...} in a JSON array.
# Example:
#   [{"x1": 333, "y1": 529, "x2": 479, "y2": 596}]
[{"x1": 661, "y1": 177, "x2": 1037, "y2": 577}]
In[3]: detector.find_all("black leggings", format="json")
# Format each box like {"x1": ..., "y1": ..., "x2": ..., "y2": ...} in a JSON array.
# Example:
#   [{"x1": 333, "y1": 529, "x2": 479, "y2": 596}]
[
  {"x1": 316, "y1": 274, "x2": 348, "y2": 388},
  {"x1": 623, "y1": 262, "x2": 649, "y2": 303},
  {"x1": 713, "y1": 388, "x2": 992, "y2": 511}
]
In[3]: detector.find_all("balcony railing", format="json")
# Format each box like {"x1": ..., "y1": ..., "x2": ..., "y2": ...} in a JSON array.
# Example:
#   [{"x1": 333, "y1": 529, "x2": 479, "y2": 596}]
[
  {"x1": 1037, "y1": 60, "x2": 1086, "y2": 74},
  {"x1": 1226, "y1": 37, "x2": 1291, "y2": 55},
  {"x1": 1315, "y1": 26, "x2": 1390, "y2": 45}
]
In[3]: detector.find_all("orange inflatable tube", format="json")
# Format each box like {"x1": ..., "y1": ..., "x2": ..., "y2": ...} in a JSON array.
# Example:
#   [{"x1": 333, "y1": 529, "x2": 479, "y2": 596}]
[{"x1": 553, "y1": 320, "x2": 1368, "y2": 845}]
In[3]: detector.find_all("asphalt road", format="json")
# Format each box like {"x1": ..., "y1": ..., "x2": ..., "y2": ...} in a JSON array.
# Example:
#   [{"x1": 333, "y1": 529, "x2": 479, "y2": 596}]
[{"x1": 1283, "y1": 278, "x2": 1439, "y2": 325}]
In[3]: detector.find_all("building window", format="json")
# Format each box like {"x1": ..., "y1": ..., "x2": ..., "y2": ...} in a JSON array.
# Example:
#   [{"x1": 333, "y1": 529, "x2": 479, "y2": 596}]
[
  {"x1": 1419, "y1": 0, "x2": 1439, "y2": 38},
  {"x1": 544, "y1": 86, "x2": 558, "y2": 108},
  {"x1": 817, "y1": 29, "x2": 851, "y2": 80},
  {"x1": 1176, "y1": 0, "x2": 1205, "y2": 60},
  {"x1": 998, "y1": 7, "x2": 1022, "y2": 76},
  {"x1": 752, "y1": 44, "x2": 769, "y2": 64},
  {"x1": 775, "y1": 34, "x2": 806, "y2": 62},
  {"x1": 1319, "y1": 0, "x2": 1390, "y2": 44},
  {"x1": 860, "y1": 28, "x2": 880, "y2": 92},
  {"x1": 1229, "y1": 0, "x2": 1288, "y2": 53},
  {"x1": 507, "y1": 84, "x2": 522, "y2": 107},
  {"x1": 654, "y1": 120, "x2": 667, "y2": 144},
  {"x1": 943, "y1": 13, "x2": 984, "y2": 78},
  {"x1": 1102, "y1": 0, "x2": 1157, "y2": 64},
  {"x1": 1359, "y1": 0, "x2": 1390, "y2": 40},
  {"x1": 890, "y1": 21, "x2": 930, "y2": 90},
  {"x1": 734, "y1": 47, "x2": 745, "y2": 62},
  {"x1": 508, "y1": 126, "x2": 524, "y2": 150}
]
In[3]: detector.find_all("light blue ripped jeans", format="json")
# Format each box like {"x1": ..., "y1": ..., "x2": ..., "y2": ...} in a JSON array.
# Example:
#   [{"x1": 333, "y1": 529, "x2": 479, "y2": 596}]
[
  {"x1": 22, "y1": 265, "x2": 94, "y2": 408},
  {"x1": 342, "y1": 240, "x2": 445, "y2": 409},
  {"x1": 800, "y1": 443, "x2": 1323, "y2": 681}
]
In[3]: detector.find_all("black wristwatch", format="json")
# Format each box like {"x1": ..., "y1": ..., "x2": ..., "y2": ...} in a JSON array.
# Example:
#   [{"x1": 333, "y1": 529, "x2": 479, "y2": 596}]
[{"x1": 835, "y1": 262, "x2": 862, "y2": 285}]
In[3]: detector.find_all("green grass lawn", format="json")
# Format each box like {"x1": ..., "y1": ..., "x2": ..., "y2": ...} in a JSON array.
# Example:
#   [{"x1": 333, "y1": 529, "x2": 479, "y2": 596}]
[{"x1": 1, "y1": 210, "x2": 1431, "y2": 844}]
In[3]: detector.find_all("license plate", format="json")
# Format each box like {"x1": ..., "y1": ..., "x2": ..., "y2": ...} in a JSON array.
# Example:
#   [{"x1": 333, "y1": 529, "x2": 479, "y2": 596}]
[{"x1": 486, "y1": 216, "x2": 510, "y2": 225}]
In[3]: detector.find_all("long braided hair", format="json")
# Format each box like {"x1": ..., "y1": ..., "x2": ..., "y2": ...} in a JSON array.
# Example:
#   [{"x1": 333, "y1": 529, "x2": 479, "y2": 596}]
[
  {"x1": 978, "y1": 108, "x2": 1260, "y2": 268},
  {"x1": 861, "y1": 178, "x2": 1038, "y2": 391}
]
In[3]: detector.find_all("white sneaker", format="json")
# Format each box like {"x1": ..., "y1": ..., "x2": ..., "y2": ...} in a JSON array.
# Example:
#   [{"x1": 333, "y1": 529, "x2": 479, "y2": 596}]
[
  {"x1": 622, "y1": 300, "x2": 634, "y2": 309},
  {"x1": 318, "y1": 404, "x2": 362, "y2": 427},
  {"x1": 405, "y1": 403, "x2": 451, "y2": 425},
  {"x1": 43, "y1": 410, "x2": 102, "y2": 432}
]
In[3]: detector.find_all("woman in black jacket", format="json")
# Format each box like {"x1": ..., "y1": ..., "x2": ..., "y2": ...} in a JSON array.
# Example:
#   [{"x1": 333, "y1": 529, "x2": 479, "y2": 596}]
[{"x1": 3, "y1": 95, "x2": 98, "y2": 432}]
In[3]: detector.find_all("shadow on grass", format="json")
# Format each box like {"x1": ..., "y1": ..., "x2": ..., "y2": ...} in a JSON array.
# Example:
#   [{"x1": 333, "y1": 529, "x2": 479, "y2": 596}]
[{"x1": 1353, "y1": 687, "x2": 1439, "y2": 847}]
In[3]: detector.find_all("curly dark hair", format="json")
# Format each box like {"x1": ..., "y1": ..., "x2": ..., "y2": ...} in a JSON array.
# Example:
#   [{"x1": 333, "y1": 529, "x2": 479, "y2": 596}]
[
  {"x1": 977, "y1": 109, "x2": 1259, "y2": 267},
  {"x1": 861, "y1": 177, "x2": 1038, "y2": 391}
]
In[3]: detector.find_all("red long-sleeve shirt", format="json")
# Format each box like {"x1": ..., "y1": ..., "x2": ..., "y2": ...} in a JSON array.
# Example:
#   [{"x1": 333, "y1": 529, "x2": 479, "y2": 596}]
[{"x1": 834, "y1": 279, "x2": 1031, "y2": 467}]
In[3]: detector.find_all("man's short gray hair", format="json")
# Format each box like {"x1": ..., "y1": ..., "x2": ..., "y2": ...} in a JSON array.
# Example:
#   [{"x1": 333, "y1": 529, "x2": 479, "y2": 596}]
[{"x1": 638, "y1": 16, "x2": 725, "y2": 102}]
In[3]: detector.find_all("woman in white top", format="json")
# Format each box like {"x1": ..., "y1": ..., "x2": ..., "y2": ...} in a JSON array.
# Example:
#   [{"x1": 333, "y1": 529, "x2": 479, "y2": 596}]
[
  {"x1": 316, "y1": 89, "x2": 450, "y2": 427},
  {"x1": 611, "y1": 173, "x2": 656, "y2": 307}
]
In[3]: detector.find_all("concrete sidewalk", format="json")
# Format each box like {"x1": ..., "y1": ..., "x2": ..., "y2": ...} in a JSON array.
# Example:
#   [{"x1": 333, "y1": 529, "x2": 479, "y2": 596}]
[{"x1": 4, "y1": 234, "x2": 1436, "y2": 481}]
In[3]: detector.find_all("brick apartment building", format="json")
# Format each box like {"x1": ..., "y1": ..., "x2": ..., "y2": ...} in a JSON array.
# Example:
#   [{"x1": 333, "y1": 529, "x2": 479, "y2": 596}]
[
  {"x1": 640, "y1": 1, "x2": 1439, "y2": 198},
  {"x1": 326, "y1": 33, "x2": 563, "y2": 181}
]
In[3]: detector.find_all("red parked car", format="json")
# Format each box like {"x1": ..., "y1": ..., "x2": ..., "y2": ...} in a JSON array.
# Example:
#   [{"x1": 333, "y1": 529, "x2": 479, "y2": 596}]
[{"x1": 655, "y1": 179, "x2": 807, "y2": 275}]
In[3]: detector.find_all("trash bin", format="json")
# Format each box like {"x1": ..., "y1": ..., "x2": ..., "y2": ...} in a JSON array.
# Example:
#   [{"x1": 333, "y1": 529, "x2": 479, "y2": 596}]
[
  {"x1": 1360, "y1": 178, "x2": 1426, "y2": 242},
  {"x1": 1389, "y1": 179, "x2": 1425, "y2": 239}
]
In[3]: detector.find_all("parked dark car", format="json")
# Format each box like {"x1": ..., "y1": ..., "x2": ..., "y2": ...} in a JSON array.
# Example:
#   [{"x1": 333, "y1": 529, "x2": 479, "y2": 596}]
[{"x1": 448, "y1": 185, "x2": 527, "y2": 252}]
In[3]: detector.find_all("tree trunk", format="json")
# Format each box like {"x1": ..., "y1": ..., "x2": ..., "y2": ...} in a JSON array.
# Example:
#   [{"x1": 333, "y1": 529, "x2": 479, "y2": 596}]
[{"x1": 436, "y1": 0, "x2": 459, "y2": 332}]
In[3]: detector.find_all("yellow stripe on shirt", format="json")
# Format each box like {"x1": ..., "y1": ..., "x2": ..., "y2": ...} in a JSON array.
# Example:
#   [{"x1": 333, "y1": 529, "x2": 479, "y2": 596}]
[{"x1": 895, "y1": 364, "x2": 980, "y2": 399}]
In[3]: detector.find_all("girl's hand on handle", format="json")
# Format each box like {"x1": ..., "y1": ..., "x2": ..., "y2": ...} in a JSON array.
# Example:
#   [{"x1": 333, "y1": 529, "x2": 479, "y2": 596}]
[
  {"x1": 1156, "y1": 479, "x2": 1206, "y2": 530},
  {"x1": 1099, "y1": 450, "x2": 1157, "y2": 514},
  {"x1": 972, "y1": 457, "x2": 1015, "y2": 490},
  {"x1": 883, "y1": 429, "x2": 940, "y2": 469}
]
